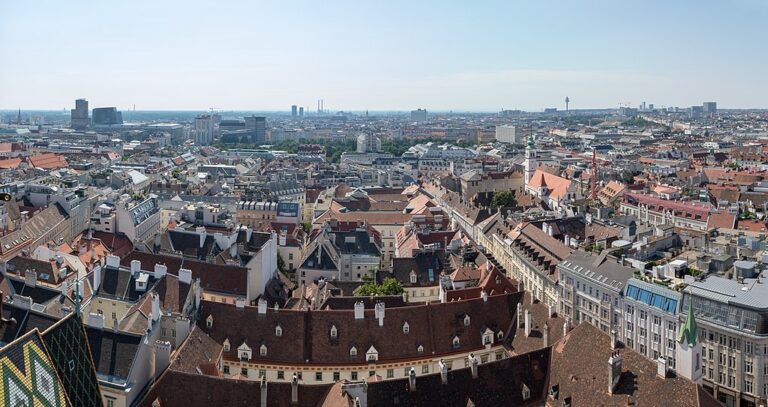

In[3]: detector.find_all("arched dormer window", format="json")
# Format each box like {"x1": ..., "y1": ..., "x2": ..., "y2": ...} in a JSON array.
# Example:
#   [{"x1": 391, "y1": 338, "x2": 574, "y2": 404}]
[
  {"x1": 403, "y1": 322, "x2": 410, "y2": 334},
  {"x1": 238, "y1": 342, "x2": 252, "y2": 361},
  {"x1": 417, "y1": 345, "x2": 424, "y2": 354},
  {"x1": 452, "y1": 336, "x2": 460, "y2": 349},
  {"x1": 275, "y1": 324, "x2": 282, "y2": 337},
  {"x1": 497, "y1": 330, "x2": 504, "y2": 341},
  {"x1": 410, "y1": 270, "x2": 417, "y2": 284},
  {"x1": 260, "y1": 344, "x2": 267, "y2": 357},
  {"x1": 350, "y1": 346, "x2": 357, "y2": 357},
  {"x1": 206, "y1": 315, "x2": 213, "y2": 328},
  {"x1": 330, "y1": 325, "x2": 338, "y2": 339},
  {"x1": 463, "y1": 315, "x2": 470, "y2": 327},
  {"x1": 223, "y1": 338, "x2": 230, "y2": 352}
]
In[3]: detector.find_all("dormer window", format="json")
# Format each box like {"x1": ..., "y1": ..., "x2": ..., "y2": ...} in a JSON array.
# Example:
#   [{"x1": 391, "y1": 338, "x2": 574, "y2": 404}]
[
  {"x1": 403, "y1": 322, "x2": 410, "y2": 334},
  {"x1": 275, "y1": 325, "x2": 282, "y2": 337},
  {"x1": 410, "y1": 270, "x2": 417, "y2": 284},
  {"x1": 452, "y1": 336, "x2": 460, "y2": 349},
  {"x1": 237, "y1": 343, "x2": 252, "y2": 361},
  {"x1": 206, "y1": 315, "x2": 213, "y2": 328},
  {"x1": 330, "y1": 325, "x2": 338, "y2": 339},
  {"x1": 366, "y1": 346, "x2": 379, "y2": 362},
  {"x1": 223, "y1": 338, "x2": 230, "y2": 352},
  {"x1": 463, "y1": 315, "x2": 470, "y2": 327},
  {"x1": 350, "y1": 346, "x2": 357, "y2": 357},
  {"x1": 482, "y1": 328, "x2": 494, "y2": 345},
  {"x1": 417, "y1": 345, "x2": 424, "y2": 354},
  {"x1": 260, "y1": 344, "x2": 267, "y2": 357},
  {"x1": 522, "y1": 383, "x2": 531, "y2": 401},
  {"x1": 497, "y1": 331, "x2": 504, "y2": 341}
]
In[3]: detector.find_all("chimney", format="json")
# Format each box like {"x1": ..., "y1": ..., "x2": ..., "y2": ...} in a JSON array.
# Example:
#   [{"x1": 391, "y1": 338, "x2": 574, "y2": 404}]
[
  {"x1": 610, "y1": 329, "x2": 618, "y2": 350},
  {"x1": 93, "y1": 265, "x2": 102, "y2": 292},
  {"x1": 438, "y1": 359, "x2": 448, "y2": 384},
  {"x1": 543, "y1": 321, "x2": 550, "y2": 347},
  {"x1": 375, "y1": 302, "x2": 385, "y2": 327},
  {"x1": 354, "y1": 301, "x2": 364, "y2": 320},
  {"x1": 608, "y1": 350, "x2": 623, "y2": 394},
  {"x1": 291, "y1": 373, "x2": 299, "y2": 404},
  {"x1": 87, "y1": 312, "x2": 104, "y2": 329},
  {"x1": 468, "y1": 353, "x2": 479, "y2": 378},
  {"x1": 178, "y1": 268, "x2": 192, "y2": 284},
  {"x1": 105, "y1": 255, "x2": 119, "y2": 268},
  {"x1": 657, "y1": 357, "x2": 668, "y2": 378},
  {"x1": 408, "y1": 368, "x2": 417, "y2": 392},
  {"x1": 24, "y1": 271, "x2": 37, "y2": 288},
  {"x1": 524, "y1": 309, "x2": 532, "y2": 337},
  {"x1": 130, "y1": 260, "x2": 141, "y2": 276},
  {"x1": 154, "y1": 264, "x2": 167, "y2": 279},
  {"x1": 257, "y1": 298, "x2": 267, "y2": 314},
  {"x1": 152, "y1": 292, "x2": 160, "y2": 322},
  {"x1": 260, "y1": 375, "x2": 268, "y2": 407}
]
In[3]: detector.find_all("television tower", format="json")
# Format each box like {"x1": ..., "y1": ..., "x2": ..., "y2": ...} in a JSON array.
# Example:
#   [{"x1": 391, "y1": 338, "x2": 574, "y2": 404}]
[{"x1": 565, "y1": 96, "x2": 570, "y2": 112}]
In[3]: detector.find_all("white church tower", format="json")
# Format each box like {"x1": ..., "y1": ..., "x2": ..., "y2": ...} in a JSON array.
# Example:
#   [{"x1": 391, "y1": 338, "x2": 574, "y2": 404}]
[
  {"x1": 675, "y1": 294, "x2": 703, "y2": 383},
  {"x1": 524, "y1": 134, "x2": 537, "y2": 187}
]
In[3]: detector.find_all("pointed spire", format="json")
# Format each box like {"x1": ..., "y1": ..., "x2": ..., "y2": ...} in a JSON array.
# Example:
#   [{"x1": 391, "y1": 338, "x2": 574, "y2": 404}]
[
  {"x1": 74, "y1": 279, "x2": 82, "y2": 317},
  {"x1": 677, "y1": 295, "x2": 698, "y2": 346}
]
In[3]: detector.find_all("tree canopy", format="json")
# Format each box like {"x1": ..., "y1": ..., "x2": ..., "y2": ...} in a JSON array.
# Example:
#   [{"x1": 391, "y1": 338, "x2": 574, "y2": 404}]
[
  {"x1": 356, "y1": 277, "x2": 405, "y2": 296},
  {"x1": 490, "y1": 190, "x2": 517, "y2": 209}
]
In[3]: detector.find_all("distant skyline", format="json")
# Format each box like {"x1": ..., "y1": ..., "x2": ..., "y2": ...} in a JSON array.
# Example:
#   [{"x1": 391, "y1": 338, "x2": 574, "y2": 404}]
[{"x1": 1, "y1": 0, "x2": 767, "y2": 111}]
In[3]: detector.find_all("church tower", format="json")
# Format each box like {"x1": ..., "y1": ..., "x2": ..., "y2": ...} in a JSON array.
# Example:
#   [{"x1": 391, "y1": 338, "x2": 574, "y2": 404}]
[
  {"x1": 675, "y1": 294, "x2": 703, "y2": 383},
  {"x1": 524, "y1": 134, "x2": 537, "y2": 187}
]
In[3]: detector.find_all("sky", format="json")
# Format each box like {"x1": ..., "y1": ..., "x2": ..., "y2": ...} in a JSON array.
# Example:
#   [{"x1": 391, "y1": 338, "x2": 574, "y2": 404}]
[{"x1": 1, "y1": 0, "x2": 766, "y2": 111}]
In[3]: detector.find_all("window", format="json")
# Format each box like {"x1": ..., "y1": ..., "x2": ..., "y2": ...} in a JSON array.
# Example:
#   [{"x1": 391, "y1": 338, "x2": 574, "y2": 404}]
[
  {"x1": 463, "y1": 315, "x2": 470, "y2": 326},
  {"x1": 315, "y1": 372, "x2": 322, "y2": 381},
  {"x1": 106, "y1": 400, "x2": 115, "y2": 407},
  {"x1": 369, "y1": 370, "x2": 375, "y2": 377},
  {"x1": 350, "y1": 347, "x2": 357, "y2": 357},
  {"x1": 403, "y1": 322, "x2": 410, "y2": 334},
  {"x1": 422, "y1": 365, "x2": 429, "y2": 374},
  {"x1": 410, "y1": 273, "x2": 417, "y2": 284},
  {"x1": 277, "y1": 370, "x2": 284, "y2": 380},
  {"x1": 387, "y1": 369, "x2": 394, "y2": 378},
  {"x1": 496, "y1": 351, "x2": 503, "y2": 360},
  {"x1": 241, "y1": 368, "x2": 249, "y2": 377},
  {"x1": 351, "y1": 371, "x2": 358, "y2": 380},
  {"x1": 333, "y1": 372, "x2": 340, "y2": 381},
  {"x1": 260, "y1": 345, "x2": 267, "y2": 356},
  {"x1": 481, "y1": 354, "x2": 488, "y2": 364},
  {"x1": 259, "y1": 369, "x2": 266, "y2": 378},
  {"x1": 497, "y1": 331, "x2": 504, "y2": 340},
  {"x1": 417, "y1": 345, "x2": 423, "y2": 354},
  {"x1": 452, "y1": 336, "x2": 460, "y2": 349},
  {"x1": 289, "y1": 253, "x2": 294, "y2": 260},
  {"x1": 223, "y1": 365, "x2": 230, "y2": 375},
  {"x1": 206, "y1": 315, "x2": 213, "y2": 328},
  {"x1": 330, "y1": 325, "x2": 338, "y2": 339},
  {"x1": 276, "y1": 325, "x2": 283, "y2": 337}
]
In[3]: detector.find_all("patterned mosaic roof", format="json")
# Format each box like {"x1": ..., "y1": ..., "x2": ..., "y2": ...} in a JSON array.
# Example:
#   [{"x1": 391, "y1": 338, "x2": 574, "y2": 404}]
[{"x1": 0, "y1": 330, "x2": 69, "y2": 407}]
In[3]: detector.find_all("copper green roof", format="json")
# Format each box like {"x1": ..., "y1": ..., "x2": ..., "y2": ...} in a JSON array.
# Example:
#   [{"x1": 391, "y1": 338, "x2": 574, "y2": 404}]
[{"x1": 677, "y1": 296, "x2": 698, "y2": 346}]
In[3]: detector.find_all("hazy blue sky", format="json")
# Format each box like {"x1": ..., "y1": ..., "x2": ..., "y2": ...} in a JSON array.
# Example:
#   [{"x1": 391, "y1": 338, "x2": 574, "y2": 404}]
[{"x1": 1, "y1": 0, "x2": 766, "y2": 111}]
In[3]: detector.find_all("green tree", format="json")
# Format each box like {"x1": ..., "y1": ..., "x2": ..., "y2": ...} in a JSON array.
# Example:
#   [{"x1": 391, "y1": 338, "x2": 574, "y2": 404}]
[
  {"x1": 490, "y1": 191, "x2": 517, "y2": 209},
  {"x1": 356, "y1": 277, "x2": 404, "y2": 296}
]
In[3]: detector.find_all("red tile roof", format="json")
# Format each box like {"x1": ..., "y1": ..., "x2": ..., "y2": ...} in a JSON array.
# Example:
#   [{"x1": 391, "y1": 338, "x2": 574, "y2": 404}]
[{"x1": 27, "y1": 153, "x2": 68, "y2": 169}]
